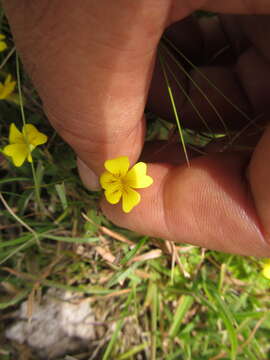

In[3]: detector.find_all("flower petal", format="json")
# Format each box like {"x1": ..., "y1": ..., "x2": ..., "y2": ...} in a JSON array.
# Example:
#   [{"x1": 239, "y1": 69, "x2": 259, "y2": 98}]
[
  {"x1": 125, "y1": 162, "x2": 153, "y2": 188},
  {"x1": 0, "y1": 75, "x2": 16, "y2": 99},
  {"x1": 27, "y1": 152, "x2": 33, "y2": 163},
  {"x1": 100, "y1": 171, "x2": 119, "y2": 190},
  {"x1": 4, "y1": 74, "x2": 11, "y2": 84},
  {"x1": 9, "y1": 123, "x2": 24, "y2": 144},
  {"x1": 104, "y1": 156, "x2": 130, "y2": 177},
  {"x1": 262, "y1": 261, "x2": 270, "y2": 279},
  {"x1": 3, "y1": 144, "x2": 28, "y2": 167},
  {"x1": 122, "y1": 187, "x2": 141, "y2": 213},
  {"x1": 0, "y1": 41, "x2": 7, "y2": 52},
  {"x1": 105, "y1": 188, "x2": 122, "y2": 205},
  {"x1": 23, "y1": 124, "x2": 48, "y2": 147}
]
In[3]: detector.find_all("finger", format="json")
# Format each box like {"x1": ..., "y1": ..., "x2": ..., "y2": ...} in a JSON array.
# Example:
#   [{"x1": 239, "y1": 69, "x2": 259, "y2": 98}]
[
  {"x1": 4, "y1": 0, "x2": 270, "y2": 183},
  {"x1": 248, "y1": 125, "x2": 270, "y2": 236},
  {"x1": 238, "y1": 15, "x2": 270, "y2": 60},
  {"x1": 140, "y1": 140, "x2": 199, "y2": 164},
  {"x1": 235, "y1": 16, "x2": 270, "y2": 114},
  {"x1": 181, "y1": 66, "x2": 252, "y2": 131},
  {"x1": 147, "y1": 13, "x2": 254, "y2": 132},
  {"x1": 101, "y1": 152, "x2": 270, "y2": 257},
  {"x1": 169, "y1": 0, "x2": 270, "y2": 23},
  {"x1": 3, "y1": 0, "x2": 179, "y2": 181},
  {"x1": 148, "y1": 14, "x2": 270, "y2": 132},
  {"x1": 148, "y1": 60, "x2": 252, "y2": 132},
  {"x1": 200, "y1": 0, "x2": 270, "y2": 14},
  {"x1": 77, "y1": 157, "x2": 101, "y2": 191}
]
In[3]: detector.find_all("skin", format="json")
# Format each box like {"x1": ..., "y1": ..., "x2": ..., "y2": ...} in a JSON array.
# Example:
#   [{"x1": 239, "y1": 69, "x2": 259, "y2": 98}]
[{"x1": 3, "y1": 0, "x2": 270, "y2": 256}]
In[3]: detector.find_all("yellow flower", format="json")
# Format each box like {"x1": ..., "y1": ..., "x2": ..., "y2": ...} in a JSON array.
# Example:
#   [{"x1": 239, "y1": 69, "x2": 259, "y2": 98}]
[
  {"x1": 262, "y1": 260, "x2": 270, "y2": 280},
  {"x1": 100, "y1": 156, "x2": 153, "y2": 213},
  {"x1": 3, "y1": 123, "x2": 48, "y2": 167},
  {"x1": 0, "y1": 74, "x2": 16, "y2": 100},
  {"x1": 0, "y1": 34, "x2": 7, "y2": 52}
]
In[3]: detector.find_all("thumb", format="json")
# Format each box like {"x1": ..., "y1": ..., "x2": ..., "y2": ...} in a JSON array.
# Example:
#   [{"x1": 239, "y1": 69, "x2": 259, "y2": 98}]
[
  {"x1": 101, "y1": 152, "x2": 270, "y2": 257},
  {"x1": 4, "y1": 0, "x2": 180, "y2": 189}
]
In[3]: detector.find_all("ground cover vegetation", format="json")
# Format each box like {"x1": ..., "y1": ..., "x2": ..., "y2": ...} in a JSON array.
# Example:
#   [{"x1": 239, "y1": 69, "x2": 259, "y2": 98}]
[{"x1": 0, "y1": 8, "x2": 270, "y2": 360}]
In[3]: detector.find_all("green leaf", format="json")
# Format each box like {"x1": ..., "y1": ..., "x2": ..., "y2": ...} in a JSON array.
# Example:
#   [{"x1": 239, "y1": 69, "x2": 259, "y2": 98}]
[
  {"x1": 211, "y1": 291, "x2": 238, "y2": 360},
  {"x1": 169, "y1": 295, "x2": 194, "y2": 338},
  {"x1": 0, "y1": 289, "x2": 29, "y2": 310},
  {"x1": 55, "y1": 182, "x2": 68, "y2": 210},
  {"x1": 41, "y1": 233, "x2": 99, "y2": 244}
]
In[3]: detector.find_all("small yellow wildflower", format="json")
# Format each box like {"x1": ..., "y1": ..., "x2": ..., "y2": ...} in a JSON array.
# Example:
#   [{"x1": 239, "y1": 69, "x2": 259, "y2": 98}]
[
  {"x1": 0, "y1": 74, "x2": 16, "y2": 100},
  {"x1": 0, "y1": 34, "x2": 7, "y2": 52},
  {"x1": 3, "y1": 123, "x2": 48, "y2": 167},
  {"x1": 262, "y1": 260, "x2": 270, "y2": 280},
  {"x1": 100, "y1": 156, "x2": 153, "y2": 213}
]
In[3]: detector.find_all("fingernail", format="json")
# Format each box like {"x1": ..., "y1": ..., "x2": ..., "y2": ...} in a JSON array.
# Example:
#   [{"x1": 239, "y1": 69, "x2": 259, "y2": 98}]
[{"x1": 77, "y1": 158, "x2": 101, "y2": 191}]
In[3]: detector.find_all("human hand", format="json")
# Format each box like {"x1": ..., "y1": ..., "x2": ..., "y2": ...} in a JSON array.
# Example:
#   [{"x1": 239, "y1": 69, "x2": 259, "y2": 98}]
[{"x1": 4, "y1": 0, "x2": 270, "y2": 256}]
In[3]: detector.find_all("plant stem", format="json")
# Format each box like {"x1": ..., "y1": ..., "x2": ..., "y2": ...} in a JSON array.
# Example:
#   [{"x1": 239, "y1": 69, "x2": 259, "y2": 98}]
[{"x1": 16, "y1": 53, "x2": 44, "y2": 214}]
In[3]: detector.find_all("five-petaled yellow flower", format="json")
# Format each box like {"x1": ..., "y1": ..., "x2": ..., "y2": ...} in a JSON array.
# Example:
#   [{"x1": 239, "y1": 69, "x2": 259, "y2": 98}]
[
  {"x1": 100, "y1": 156, "x2": 153, "y2": 213},
  {"x1": 0, "y1": 74, "x2": 16, "y2": 100},
  {"x1": 262, "y1": 260, "x2": 270, "y2": 280},
  {"x1": 0, "y1": 34, "x2": 7, "y2": 52},
  {"x1": 3, "y1": 123, "x2": 48, "y2": 167}
]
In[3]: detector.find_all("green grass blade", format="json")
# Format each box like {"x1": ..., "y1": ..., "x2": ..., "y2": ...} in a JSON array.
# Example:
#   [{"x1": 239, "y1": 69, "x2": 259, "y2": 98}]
[
  {"x1": 150, "y1": 281, "x2": 158, "y2": 360},
  {"x1": 163, "y1": 36, "x2": 252, "y2": 122},
  {"x1": 0, "y1": 177, "x2": 30, "y2": 185},
  {"x1": 159, "y1": 53, "x2": 190, "y2": 166},
  {"x1": 102, "y1": 292, "x2": 133, "y2": 360},
  {"x1": 55, "y1": 182, "x2": 68, "y2": 210},
  {"x1": 102, "y1": 317, "x2": 125, "y2": 360},
  {"x1": 169, "y1": 295, "x2": 194, "y2": 338},
  {"x1": 117, "y1": 342, "x2": 148, "y2": 360},
  {"x1": 212, "y1": 291, "x2": 238, "y2": 360},
  {"x1": 160, "y1": 42, "x2": 229, "y2": 138},
  {"x1": 0, "y1": 233, "x2": 32, "y2": 249},
  {"x1": 40, "y1": 233, "x2": 99, "y2": 244},
  {"x1": 120, "y1": 236, "x2": 148, "y2": 266},
  {"x1": 0, "y1": 238, "x2": 36, "y2": 265},
  {"x1": 0, "y1": 289, "x2": 30, "y2": 310},
  {"x1": 163, "y1": 58, "x2": 214, "y2": 136},
  {"x1": 107, "y1": 262, "x2": 140, "y2": 288}
]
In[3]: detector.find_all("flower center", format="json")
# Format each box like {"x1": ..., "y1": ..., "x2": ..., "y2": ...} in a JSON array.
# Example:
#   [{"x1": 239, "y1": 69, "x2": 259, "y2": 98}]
[{"x1": 113, "y1": 175, "x2": 129, "y2": 193}]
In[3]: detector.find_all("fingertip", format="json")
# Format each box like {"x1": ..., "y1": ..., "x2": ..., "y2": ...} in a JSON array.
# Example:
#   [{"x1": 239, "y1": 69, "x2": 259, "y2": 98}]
[
  {"x1": 77, "y1": 157, "x2": 101, "y2": 191},
  {"x1": 100, "y1": 163, "x2": 173, "y2": 238}
]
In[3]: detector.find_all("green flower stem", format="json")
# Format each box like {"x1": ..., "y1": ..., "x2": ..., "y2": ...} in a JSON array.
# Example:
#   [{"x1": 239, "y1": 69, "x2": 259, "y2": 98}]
[
  {"x1": 30, "y1": 160, "x2": 43, "y2": 213},
  {"x1": 16, "y1": 53, "x2": 44, "y2": 214}
]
